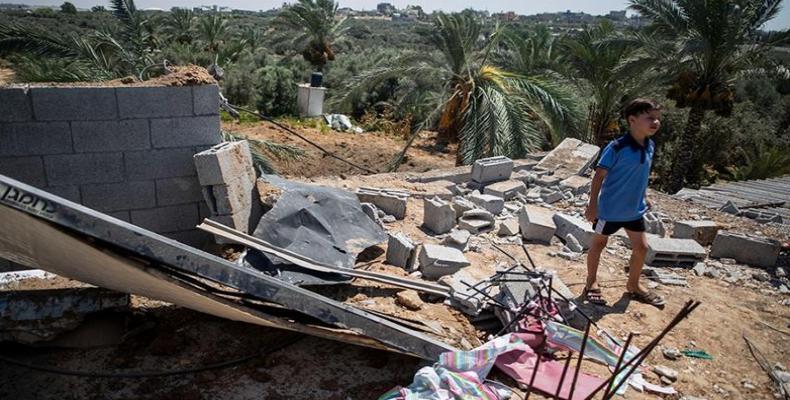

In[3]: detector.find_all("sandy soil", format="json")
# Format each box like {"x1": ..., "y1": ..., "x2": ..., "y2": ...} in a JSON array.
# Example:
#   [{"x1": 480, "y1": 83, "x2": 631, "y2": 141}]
[{"x1": 0, "y1": 65, "x2": 216, "y2": 88}]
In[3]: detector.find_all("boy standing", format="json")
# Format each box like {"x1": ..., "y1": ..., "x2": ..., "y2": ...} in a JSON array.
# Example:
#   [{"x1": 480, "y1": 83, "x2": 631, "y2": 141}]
[{"x1": 583, "y1": 98, "x2": 665, "y2": 307}]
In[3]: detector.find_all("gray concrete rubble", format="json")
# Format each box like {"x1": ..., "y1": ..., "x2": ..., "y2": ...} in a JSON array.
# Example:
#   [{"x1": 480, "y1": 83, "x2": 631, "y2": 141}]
[
  {"x1": 440, "y1": 270, "x2": 497, "y2": 316},
  {"x1": 418, "y1": 244, "x2": 471, "y2": 280},
  {"x1": 564, "y1": 233, "x2": 584, "y2": 253},
  {"x1": 642, "y1": 266, "x2": 689, "y2": 286},
  {"x1": 386, "y1": 232, "x2": 417, "y2": 270},
  {"x1": 443, "y1": 229, "x2": 471, "y2": 251},
  {"x1": 194, "y1": 140, "x2": 255, "y2": 186},
  {"x1": 497, "y1": 218, "x2": 520, "y2": 237},
  {"x1": 536, "y1": 175, "x2": 562, "y2": 188},
  {"x1": 535, "y1": 138, "x2": 600, "y2": 180},
  {"x1": 422, "y1": 196, "x2": 456, "y2": 234},
  {"x1": 672, "y1": 220, "x2": 721, "y2": 246},
  {"x1": 356, "y1": 187, "x2": 409, "y2": 220},
  {"x1": 643, "y1": 212, "x2": 666, "y2": 237},
  {"x1": 540, "y1": 188, "x2": 564, "y2": 204},
  {"x1": 484, "y1": 179, "x2": 527, "y2": 200},
  {"x1": 458, "y1": 209, "x2": 495, "y2": 234},
  {"x1": 553, "y1": 213, "x2": 595, "y2": 250},
  {"x1": 519, "y1": 205, "x2": 556, "y2": 244},
  {"x1": 718, "y1": 200, "x2": 740, "y2": 215},
  {"x1": 470, "y1": 156, "x2": 513, "y2": 185},
  {"x1": 645, "y1": 236, "x2": 707, "y2": 266},
  {"x1": 451, "y1": 196, "x2": 477, "y2": 219},
  {"x1": 710, "y1": 231, "x2": 781, "y2": 268},
  {"x1": 559, "y1": 175, "x2": 592, "y2": 195},
  {"x1": 361, "y1": 202, "x2": 383, "y2": 226},
  {"x1": 468, "y1": 192, "x2": 505, "y2": 214}
]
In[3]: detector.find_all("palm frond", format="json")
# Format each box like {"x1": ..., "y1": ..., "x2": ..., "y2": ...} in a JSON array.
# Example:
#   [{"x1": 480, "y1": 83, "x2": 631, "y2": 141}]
[{"x1": 220, "y1": 130, "x2": 305, "y2": 175}]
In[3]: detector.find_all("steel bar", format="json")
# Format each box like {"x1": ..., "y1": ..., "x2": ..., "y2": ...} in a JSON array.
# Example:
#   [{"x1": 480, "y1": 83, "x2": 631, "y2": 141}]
[
  {"x1": 567, "y1": 321, "x2": 592, "y2": 400},
  {"x1": 601, "y1": 333, "x2": 633, "y2": 399}
]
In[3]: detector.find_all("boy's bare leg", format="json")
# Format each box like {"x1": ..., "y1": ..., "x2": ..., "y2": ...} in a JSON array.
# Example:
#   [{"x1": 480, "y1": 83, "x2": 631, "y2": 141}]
[
  {"x1": 586, "y1": 233, "x2": 609, "y2": 290},
  {"x1": 624, "y1": 229, "x2": 649, "y2": 294}
]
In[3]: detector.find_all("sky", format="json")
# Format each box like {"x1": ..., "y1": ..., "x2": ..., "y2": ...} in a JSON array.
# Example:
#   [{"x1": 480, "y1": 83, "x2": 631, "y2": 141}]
[{"x1": 21, "y1": 0, "x2": 790, "y2": 31}]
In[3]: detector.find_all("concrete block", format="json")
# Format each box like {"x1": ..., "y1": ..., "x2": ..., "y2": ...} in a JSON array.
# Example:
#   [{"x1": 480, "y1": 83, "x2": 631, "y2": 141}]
[
  {"x1": 150, "y1": 116, "x2": 221, "y2": 148},
  {"x1": 193, "y1": 141, "x2": 256, "y2": 186},
  {"x1": 44, "y1": 185, "x2": 81, "y2": 203},
  {"x1": 0, "y1": 156, "x2": 46, "y2": 187},
  {"x1": 553, "y1": 213, "x2": 595, "y2": 250},
  {"x1": 125, "y1": 148, "x2": 198, "y2": 180},
  {"x1": 645, "y1": 236, "x2": 707, "y2": 266},
  {"x1": 116, "y1": 86, "x2": 193, "y2": 118},
  {"x1": 81, "y1": 181, "x2": 156, "y2": 212},
  {"x1": 202, "y1": 174, "x2": 256, "y2": 216},
  {"x1": 386, "y1": 232, "x2": 417, "y2": 269},
  {"x1": 418, "y1": 244, "x2": 470, "y2": 280},
  {"x1": 642, "y1": 267, "x2": 688, "y2": 286},
  {"x1": 360, "y1": 202, "x2": 383, "y2": 225},
  {"x1": 540, "y1": 188, "x2": 563, "y2": 204},
  {"x1": 497, "y1": 218, "x2": 520, "y2": 236},
  {"x1": 672, "y1": 220, "x2": 721, "y2": 246},
  {"x1": 208, "y1": 209, "x2": 253, "y2": 237},
  {"x1": 422, "y1": 196, "x2": 456, "y2": 234},
  {"x1": 30, "y1": 87, "x2": 117, "y2": 121},
  {"x1": 484, "y1": 179, "x2": 527, "y2": 200},
  {"x1": 442, "y1": 270, "x2": 493, "y2": 316},
  {"x1": 443, "y1": 229, "x2": 471, "y2": 251},
  {"x1": 131, "y1": 204, "x2": 200, "y2": 233},
  {"x1": 519, "y1": 205, "x2": 556, "y2": 244},
  {"x1": 72, "y1": 120, "x2": 150, "y2": 152},
  {"x1": 559, "y1": 175, "x2": 591, "y2": 195},
  {"x1": 644, "y1": 212, "x2": 666, "y2": 237},
  {"x1": 44, "y1": 153, "x2": 123, "y2": 185},
  {"x1": 458, "y1": 209, "x2": 494, "y2": 234},
  {"x1": 0, "y1": 88, "x2": 32, "y2": 122},
  {"x1": 471, "y1": 156, "x2": 513, "y2": 184},
  {"x1": 451, "y1": 196, "x2": 477, "y2": 219},
  {"x1": 564, "y1": 234, "x2": 583, "y2": 253},
  {"x1": 468, "y1": 192, "x2": 504, "y2": 214},
  {"x1": 156, "y1": 177, "x2": 204, "y2": 206},
  {"x1": 710, "y1": 231, "x2": 781, "y2": 268},
  {"x1": 535, "y1": 138, "x2": 600, "y2": 180},
  {"x1": 536, "y1": 175, "x2": 562, "y2": 187},
  {"x1": 193, "y1": 85, "x2": 220, "y2": 116},
  {"x1": 0, "y1": 122, "x2": 72, "y2": 156},
  {"x1": 356, "y1": 187, "x2": 409, "y2": 220}
]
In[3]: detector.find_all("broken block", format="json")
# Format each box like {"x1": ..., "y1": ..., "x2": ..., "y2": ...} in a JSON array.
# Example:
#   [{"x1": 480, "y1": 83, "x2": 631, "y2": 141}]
[
  {"x1": 422, "y1": 197, "x2": 456, "y2": 234},
  {"x1": 497, "y1": 218, "x2": 520, "y2": 236},
  {"x1": 559, "y1": 175, "x2": 591, "y2": 195},
  {"x1": 451, "y1": 196, "x2": 477, "y2": 219},
  {"x1": 553, "y1": 213, "x2": 595, "y2": 250},
  {"x1": 645, "y1": 236, "x2": 707, "y2": 266},
  {"x1": 519, "y1": 205, "x2": 556, "y2": 244},
  {"x1": 718, "y1": 200, "x2": 740, "y2": 215},
  {"x1": 361, "y1": 202, "x2": 383, "y2": 225},
  {"x1": 443, "y1": 229, "x2": 471, "y2": 251},
  {"x1": 202, "y1": 172, "x2": 256, "y2": 216},
  {"x1": 418, "y1": 244, "x2": 470, "y2": 280},
  {"x1": 536, "y1": 175, "x2": 562, "y2": 187},
  {"x1": 470, "y1": 156, "x2": 513, "y2": 185},
  {"x1": 564, "y1": 233, "x2": 583, "y2": 253},
  {"x1": 441, "y1": 270, "x2": 494, "y2": 316},
  {"x1": 710, "y1": 231, "x2": 781, "y2": 268},
  {"x1": 643, "y1": 212, "x2": 666, "y2": 237},
  {"x1": 484, "y1": 179, "x2": 527, "y2": 200},
  {"x1": 535, "y1": 138, "x2": 600, "y2": 179},
  {"x1": 458, "y1": 209, "x2": 494, "y2": 234},
  {"x1": 356, "y1": 187, "x2": 409, "y2": 220},
  {"x1": 672, "y1": 220, "x2": 721, "y2": 246},
  {"x1": 643, "y1": 267, "x2": 688, "y2": 286},
  {"x1": 386, "y1": 232, "x2": 417, "y2": 270},
  {"x1": 540, "y1": 188, "x2": 564, "y2": 204},
  {"x1": 193, "y1": 141, "x2": 256, "y2": 186},
  {"x1": 468, "y1": 192, "x2": 505, "y2": 214}
]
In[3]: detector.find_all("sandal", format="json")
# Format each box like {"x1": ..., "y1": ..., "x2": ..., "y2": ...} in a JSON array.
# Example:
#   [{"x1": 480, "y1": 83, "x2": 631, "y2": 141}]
[
  {"x1": 583, "y1": 287, "x2": 607, "y2": 305},
  {"x1": 628, "y1": 290, "x2": 666, "y2": 307}
]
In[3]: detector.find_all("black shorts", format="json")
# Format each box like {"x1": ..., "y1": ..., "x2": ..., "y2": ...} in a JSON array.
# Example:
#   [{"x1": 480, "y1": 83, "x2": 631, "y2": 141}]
[{"x1": 592, "y1": 218, "x2": 645, "y2": 236}]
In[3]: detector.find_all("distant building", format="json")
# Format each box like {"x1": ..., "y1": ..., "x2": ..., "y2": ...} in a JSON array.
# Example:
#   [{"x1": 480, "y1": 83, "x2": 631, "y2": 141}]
[
  {"x1": 376, "y1": 2, "x2": 395, "y2": 16},
  {"x1": 493, "y1": 11, "x2": 517, "y2": 22},
  {"x1": 0, "y1": 3, "x2": 29, "y2": 11},
  {"x1": 607, "y1": 10, "x2": 627, "y2": 21}
]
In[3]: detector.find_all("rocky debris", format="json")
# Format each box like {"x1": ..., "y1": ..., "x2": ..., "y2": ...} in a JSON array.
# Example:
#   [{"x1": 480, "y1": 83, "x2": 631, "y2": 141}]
[
  {"x1": 440, "y1": 270, "x2": 496, "y2": 316},
  {"x1": 718, "y1": 200, "x2": 740, "y2": 215},
  {"x1": 519, "y1": 205, "x2": 557, "y2": 244},
  {"x1": 553, "y1": 213, "x2": 595, "y2": 250},
  {"x1": 653, "y1": 365, "x2": 678, "y2": 382},
  {"x1": 361, "y1": 202, "x2": 383, "y2": 226},
  {"x1": 443, "y1": 229, "x2": 472, "y2": 251},
  {"x1": 386, "y1": 232, "x2": 417, "y2": 270},
  {"x1": 497, "y1": 218, "x2": 520, "y2": 237},
  {"x1": 540, "y1": 187, "x2": 564, "y2": 204},
  {"x1": 395, "y1": 290, "x2": 424, "y2": 311},
  {"x1": 484, "y1": 179, "x2": 527, "y2": 200},
  {"x1": 356, "y1": 187, "x2": 409, "y2": 220},
  {"x1": 534, "y1": 138, "x2": 600, "y2": 180},
  {"x1": 422, "y1": 196, "x2": 456, "y2": 235},
  {"x1": 468, "y1": 192, "x2": 505, "y2": 214},
  {"x1": 559, "y1": 175, "x2": 592, "y2": 195},
  {"x1": 643, "y1": 267, "x2": 688, "y2": 286},
  {"x1": 672, "y1": 220, "x2": 721, "y2": 246},
  {"x1": 470, "y1": 156, "x2": 513, "y2": 185},
  {"x1": 458, "y1": 209, "x2": 495, "y2": 234},
  {"x1": 692, "y1": 262, "x2": 707, "y2": 276},
  {"x1": 450, "y1": 196, "x2": 477, "y2": 219},
  {"x1": 564, "y1": 233, "x2": 584, "y2": 253},
  {"x1": 710, "y1": 231, "x2": 781, "y2": 268},
  {"x1": 663, "y1": 347, "x2": 682, "y2": 360},
  {"x1": 418, "y1": 244, "x2": 471, "y2": 280}
]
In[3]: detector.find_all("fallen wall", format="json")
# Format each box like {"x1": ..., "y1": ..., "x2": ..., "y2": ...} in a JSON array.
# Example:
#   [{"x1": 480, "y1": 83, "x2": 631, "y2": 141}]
[{"x1": 0, "y1": 84, "x2": 221, "y2": 263}]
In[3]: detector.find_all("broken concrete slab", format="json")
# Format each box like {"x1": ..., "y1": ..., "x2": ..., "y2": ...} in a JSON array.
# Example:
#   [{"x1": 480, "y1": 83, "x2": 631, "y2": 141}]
[
  {"x1": 559, "y1": 175, "x2": 592, "y2": 195},
  {"x1": 443, "y1": 229, "x2": 471, "y2": 251},
  {"x1": 193, "y1": 140, "x2": 256, "y2": 186},
  {"x1": 710, "y1": 231, "x2": 781, "y2": 268},
  {"x1": 440, "y1": 270, "x2": 496, "y2": 316},
  {"x1": 386, "y1": 232, "x2": 417, "y2": 270},
  {"x1": 643, "y1": 267, "x2": 689, "y2": 286},
  {"x1": 422, "y1": 197, "x2": 456, "y2": 235},
  {"x1": 356, "y1": 187, "x2": 409, "y2": 220},
  {"x1": 484, "y1": 179, "x2": 527, "y2": 200},
  {"x1": 535, "y1": 138, "x2": 600, "y2": 180},
  {"x1": 361, "y1": 202, "x2": 383, "y2": 225},
  {"x1": 468, "y1": 192, "x2": 505, "y2": 214},
  {"x1": 497, "y1": 218, "x2": 520, "y2": 237},
  {"x1": 536, "y1": 175, "x2": 562, "y2": 187},
  {"x1": 470, "y1": 156, "x2": 513, "y2": 185},
  {"x1": 540, "y1": 188, "x2": 564, "y2": 204},
  {"x1": 645, "y1": 236, "x2": 707, "y2": 266},
  {"x1": 564, "y1": 233, "x2": 584, "y2": 253},
  {"x1": 519, "y1": 205, "x2": 556, "y2": 244},
  {"x1": 418, "y1": 244, "x2": 471, "y2": 280},
  {"x1": 672, "y1": 220, "x2": 721, "y2": 246},
  {"x1": 718, "y1": 200, "x2": 740, "y2": 215},
  {"x1": 450, "y1": 196, "x2": 477, "y2": 219},
  {"x1": 458, "y1": 209, "x2": 495, "y2": 234},
  {"x1": 553, "y1": 213, "x2": 595, "y2": 250}
]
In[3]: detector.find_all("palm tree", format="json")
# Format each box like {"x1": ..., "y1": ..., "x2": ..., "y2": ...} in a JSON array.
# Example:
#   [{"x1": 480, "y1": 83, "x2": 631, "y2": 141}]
[
  {"x1": 197, "y1": 14, "x2": 228, "y2": 56},
  {"x1": 562, "y1": 21, "x2": 655, "y2": 147},
  {"x1": 274, "y1": 0, "x2": 347, "y2": 72},
  {"x1": 165, "y1": 8, "x2": 195, "y2": 45},
  {"x1": 629, "y1": 0, "x2": 789, "y2": 193},
  {"x1": 341, "y1": 13, "x2": 580, "y2": 166}
]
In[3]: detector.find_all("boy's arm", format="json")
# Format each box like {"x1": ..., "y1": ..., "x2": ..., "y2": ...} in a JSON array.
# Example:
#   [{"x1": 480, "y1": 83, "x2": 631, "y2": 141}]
[{"x1": 585, "y1": 167, "x2": 608, "y2": 222}]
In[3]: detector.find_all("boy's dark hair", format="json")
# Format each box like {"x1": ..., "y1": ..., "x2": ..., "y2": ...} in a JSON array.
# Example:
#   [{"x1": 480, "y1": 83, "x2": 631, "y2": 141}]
[{"x1": 623, "y1": 98, "x2": 662, "y2": 119}]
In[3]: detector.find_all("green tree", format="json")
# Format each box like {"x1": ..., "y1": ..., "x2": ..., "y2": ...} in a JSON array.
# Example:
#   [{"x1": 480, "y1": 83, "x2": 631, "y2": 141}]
[
  {"x1": 198, "y1": 14, "x2": 228, "y2": 56},
  {"x1": 274, "y1": 0, "x2": 347, "y2": 72},
  {"x1": 91, "y1": 5, "x2": 106, "y2": 12},
  {"x1": 629, "y1": 0, "x2": 789, "y2": 193},
  {"x1": 164, "y1": 8, "x2": 195, "y2": 45},
  {"x1": 256, "y1": 65, "x2": 299, "y2": 117},
  {"x1": 60, "y1": 2, "x2": 77, "y2": 14}
]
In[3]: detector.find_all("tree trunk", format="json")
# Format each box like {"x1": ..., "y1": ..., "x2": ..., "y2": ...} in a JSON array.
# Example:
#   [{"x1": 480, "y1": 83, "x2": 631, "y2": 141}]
[{"x1": 667, "y1": 106, "x2": 706, "y2": 194}]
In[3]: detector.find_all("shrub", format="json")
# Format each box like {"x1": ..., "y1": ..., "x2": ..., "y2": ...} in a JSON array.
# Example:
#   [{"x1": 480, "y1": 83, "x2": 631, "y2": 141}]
[{"x1": 256, "y1": 65, "x2": 298, "y2": 117}]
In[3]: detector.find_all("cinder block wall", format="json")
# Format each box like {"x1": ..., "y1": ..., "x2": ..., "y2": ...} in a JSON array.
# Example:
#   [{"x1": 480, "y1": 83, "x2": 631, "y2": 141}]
[{"x1": 0, "y1": 84, "x2": 222, "y2": 258}]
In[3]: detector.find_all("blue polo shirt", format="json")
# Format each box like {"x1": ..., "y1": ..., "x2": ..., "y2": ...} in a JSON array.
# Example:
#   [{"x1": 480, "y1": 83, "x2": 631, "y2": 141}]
[{"x1": 596, "y1": 133, "x2": 654, "y2": 222}]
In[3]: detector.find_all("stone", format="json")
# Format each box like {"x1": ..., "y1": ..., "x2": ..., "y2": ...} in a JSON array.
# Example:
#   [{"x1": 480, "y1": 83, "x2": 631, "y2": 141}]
[
  {"x1": 553, "y1": 213, "x2": 595, "y2": 250},
  {"x1": 672, "y1": 220, "x2": 721, "y2": 246},
  {"x1": 441, "y1": 270, "x2": 494, "y2": 316},
  {"x1": 395, "y1": 290, "x2": 423, "y2": 311},
  {"x1": 704, "y1": 269, "x2": 721, "y2": 279},
  {"x1": 451, "y1": 196, "x2": 477, "y2": 219},
  {"x1": 559, "y1": 175, "x2": 592, "y2": 195},
  {"x1": 718, "y1": 200, "x2": 740, "y2": 215},
  {"x1": 497, "y1": 218, "x2": 520, "y2": 236},
  {"x1": 443, "y1": 229, "x2": 471, "y2": 251},
  {"x1": 645, "y1": 236, "x2": 707, "y2": 266},
  {"x1": 418, "y1": 244, "x2": 471, "y2": 280},
  {"x1": 752, "y1": 271, "x2": 771, "y2": 282},
  {"x1": 643, "y1": 212, "x2": 666, "y2": 237},
  {"x1": 536, "y1": 175, "x2": 562, "y2": 187},
  {"x1": 468, "y1": 192, "x2": 505, "y2": 214},
  {"x1": 663, "y1": 347, "x2": 682, "y2": 360},
  {"x1": 535, "y1": 138, "x2": 600, "y2": 180},
  {"x1": 652, "y1": 365, "x2": 678, "y2": 382},
  {"x1": 558, "y1": 250, "x2": 581, "y2": 260},
  {"x1": 484, "y1": 179, "x2": 527, "y2": 200},
  {"x1": 386, "y1": 232, "x2": 417, "y2": 270},
  {"x1": 710, "y1": 231, "x2": 781, "y2": 268},
  {"x1": 423, "y1": 196, "x2": 456, "y2": 234},
  {"x1": 643, "y1": 267, "x2": 688, "y2": 286},
  {"x1": 692, "y1": 262, "x2": 707, "y2": 276},
  {"x1": 564, "y1": 234, "x2": 584, "y2": 253},
  {"x1": 193, "y1": 140, "x2": 255, "y2": 186},
  {"x1": 356, "y1": 187, "x2": 409, "y2": 220},
  {"x1": 540, "y1": 188, "x2": 564, "y2": 204},
  {"x1": 777, "y1": 267, "x2": 787, "y2": 278},
  {"x1": 458, "y1": 209, "x2": 494, "y2": 234},
  {"x1": 470, "y1": 156, "x2": 513, "y2": 185},
  {"x1": 519, "y1": 205, "x2": 557, "y2": 244},
  {"x1": 361, "y1": 202, "x2": 382, "y2": 225}
]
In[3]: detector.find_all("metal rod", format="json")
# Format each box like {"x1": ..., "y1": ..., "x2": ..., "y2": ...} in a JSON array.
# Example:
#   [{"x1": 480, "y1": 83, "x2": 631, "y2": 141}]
[
  {"x1": 568, "y1": 321, "x2": 592, "y2": 400},
  {"x1": 602, "y1": 332, "x2": 633, "y2": 399},
  {"x1": 460, "y1": 280, "x2": 509, "y2": 309},
  {"x1": 555, "y1": 353, "x2": 573, "y2": 399},
  {"x1": 524, "y1": 351, "x2": 543, "y2": 400}
]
